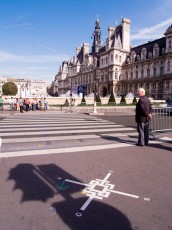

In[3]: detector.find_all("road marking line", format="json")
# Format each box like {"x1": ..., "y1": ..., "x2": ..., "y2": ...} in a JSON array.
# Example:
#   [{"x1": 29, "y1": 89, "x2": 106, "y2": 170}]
[
  {"x1": 0, "y1": 143, "x2": 133, "y2": 158},
  {"x1": 1, "y1": 132, "x2": 138, "y2": 143},
  {"x1": 0, "y1": 124, "x2": 123, "y2": 132},
  {"x1": 0, "y1": 127, "x2": 135, "y2": 137}
]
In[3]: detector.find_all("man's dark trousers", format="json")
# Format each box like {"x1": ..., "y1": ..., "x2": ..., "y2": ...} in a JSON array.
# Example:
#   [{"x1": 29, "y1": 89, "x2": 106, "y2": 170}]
[{"x1": 137, "y1": 122, "x2": 149, "y2": 145}]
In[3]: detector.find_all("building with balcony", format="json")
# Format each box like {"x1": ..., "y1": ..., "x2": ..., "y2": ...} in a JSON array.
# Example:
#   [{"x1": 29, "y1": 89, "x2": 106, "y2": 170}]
[{"x1": 52, "y1": 18, "x2": 172, "y2": 100}]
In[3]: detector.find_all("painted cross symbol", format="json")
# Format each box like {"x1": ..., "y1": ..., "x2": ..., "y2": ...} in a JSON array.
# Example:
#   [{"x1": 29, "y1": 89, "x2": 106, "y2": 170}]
[{"x1": 59, "y1": 171, "x2": 148, "y2": 217}]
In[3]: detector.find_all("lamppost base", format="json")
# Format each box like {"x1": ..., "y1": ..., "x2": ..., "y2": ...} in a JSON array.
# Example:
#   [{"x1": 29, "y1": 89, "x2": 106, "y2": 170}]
[{"x1": 93, "y1": 101, "x2": 97, "y2": 113}]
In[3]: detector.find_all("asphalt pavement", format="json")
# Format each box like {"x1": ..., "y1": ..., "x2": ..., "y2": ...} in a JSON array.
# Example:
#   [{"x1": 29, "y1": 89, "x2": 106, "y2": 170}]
[{"x1": 0, "y1": 110, "x2": 171, "y2": 230}]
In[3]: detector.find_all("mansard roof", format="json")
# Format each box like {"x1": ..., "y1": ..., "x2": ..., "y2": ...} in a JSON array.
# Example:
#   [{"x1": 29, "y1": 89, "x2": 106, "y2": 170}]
[
  {"x1": 98, "y1": 46, "x2": 106, "y2": 53},
  {"x1": 110, "y1": 25, "x2": 122, "y2": 48},
  {"x1": 76, "y1": 47, "x2": 84, "y2": 64},
  {"x1": 131, "y1": 37, "x2": 166, "y2": 55},
  {"x1": 164, "y1": 25, "x2": 172, "y2": 35}
]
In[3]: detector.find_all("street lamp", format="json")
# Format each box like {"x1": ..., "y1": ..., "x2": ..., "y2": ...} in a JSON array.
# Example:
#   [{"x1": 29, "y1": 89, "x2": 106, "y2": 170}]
[{"x1": 93, "y1": 84, "x2": 97, "y2": 113}]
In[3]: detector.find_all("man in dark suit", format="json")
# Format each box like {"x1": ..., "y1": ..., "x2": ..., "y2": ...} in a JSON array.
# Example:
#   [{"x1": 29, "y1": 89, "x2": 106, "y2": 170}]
[{"x1": 135, "y1": 88, "x2": 152, "y2": 146}]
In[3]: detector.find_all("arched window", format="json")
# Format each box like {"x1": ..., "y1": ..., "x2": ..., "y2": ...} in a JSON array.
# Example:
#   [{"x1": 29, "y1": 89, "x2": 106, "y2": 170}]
[
  {"x1": 148, "y1": 51, "x2": 152, "y2": 58},
  {"x1": 167, "y1": 60, "x2": 170, "y2": 71},
  {"x1": 153, "y1": 67, "x2": 157, "y2": 76},
  {"x1": 153, "y1": 44, "x2": 159, "y2": 57},
  {"x1": 115, "y1": 54, "x2": 118, "y2": 60},
  {"x1": 136, "y1": 55, "x2": 140, "y2": 62},
  {"x1": 130, "y1": 72, "x2": 133, "y2": 79},
  {"x1": 141, "y1": 48, "x2": 147, "y2": 61},
  {"x1": 126, "y1": 72, "x2": 128, "y2": 80},
  {"x1": 111, "y1": 54, "x2": 113, "y2": 62},
  {"x1": 147, "y1": 69, "x2": 150, "y2": 77},
  {"x1": 131, "y1": 51, "x2": 136, "y2": 63}
]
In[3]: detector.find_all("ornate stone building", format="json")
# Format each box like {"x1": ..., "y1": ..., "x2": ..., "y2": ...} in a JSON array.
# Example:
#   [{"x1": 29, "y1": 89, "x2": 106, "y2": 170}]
[
  {"x1": 53, "y1": 18, "x2": 172, "y2": 99},
  {"x1": 0, "y1": 77, "x2": 47, "y2": 97}
]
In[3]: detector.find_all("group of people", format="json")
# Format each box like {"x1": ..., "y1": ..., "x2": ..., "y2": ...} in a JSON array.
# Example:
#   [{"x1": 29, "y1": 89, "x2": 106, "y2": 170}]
[
  {"x1": 8, "y1": 97, "x2": 48, "y2": 113},
  {"x1": 69, "y1": 98, "x2": 78, "y2": 112}
]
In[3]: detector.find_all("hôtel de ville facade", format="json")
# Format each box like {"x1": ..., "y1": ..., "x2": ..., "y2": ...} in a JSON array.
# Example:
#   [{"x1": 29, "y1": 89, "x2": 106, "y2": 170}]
[{"x1": 52, "y1": 18, "x2": 172, "y2": 100}]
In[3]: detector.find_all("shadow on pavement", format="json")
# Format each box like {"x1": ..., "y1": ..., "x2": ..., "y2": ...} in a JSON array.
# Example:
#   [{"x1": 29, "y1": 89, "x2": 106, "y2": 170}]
[
  {"x1": 100, "y1": 135, "x2": 172, "y2": 152},
  {"x1": 8, "y1": 163, "x2": 134, "y2": 230}
]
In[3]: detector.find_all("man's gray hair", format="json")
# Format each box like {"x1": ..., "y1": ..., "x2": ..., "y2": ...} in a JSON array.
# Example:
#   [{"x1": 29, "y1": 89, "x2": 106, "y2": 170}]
[{"x1": 138, "y1": 88, "x2": 145, "y2": 95}]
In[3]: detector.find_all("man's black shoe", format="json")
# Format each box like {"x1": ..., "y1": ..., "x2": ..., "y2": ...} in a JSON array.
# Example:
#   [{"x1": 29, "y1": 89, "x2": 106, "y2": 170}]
[{"x1": 136, "y1": 143, "x2": 144, "y2": 147}]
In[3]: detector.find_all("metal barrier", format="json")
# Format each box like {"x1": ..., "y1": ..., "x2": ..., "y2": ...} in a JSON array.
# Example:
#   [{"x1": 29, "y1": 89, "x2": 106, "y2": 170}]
[{"x1": 150, "y1": 107, "x2": 172, "y2": 138}]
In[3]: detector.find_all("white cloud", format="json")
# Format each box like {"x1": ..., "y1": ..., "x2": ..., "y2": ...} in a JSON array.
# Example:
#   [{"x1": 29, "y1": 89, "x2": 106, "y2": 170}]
[
  {"x1": 0, "y1": 51, "x2": 69, "y2": 63},
  {"x1": 131, "y1": 17, "x2": 172, "y2": 41}
]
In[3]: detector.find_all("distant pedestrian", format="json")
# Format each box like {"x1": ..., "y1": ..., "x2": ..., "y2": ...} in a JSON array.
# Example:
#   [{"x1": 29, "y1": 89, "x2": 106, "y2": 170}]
[
  {"x1": 9, "y1": 97, "x2": 14, "y2": 110},
  {"x1": 0, "y1": 96, "x2": 4, "y2": 110},
  {"x1": 18, "y1": 97, "x2": 24, "y2": 113},
  {"x1": 135, "y1": 88, "x2": 152, "y2": 146},
  {"x1": 25, "y1": 98, "x2": 30, "y2": 112},
  {"x1": 43, "y1": 98, "x2": 48, "y2": 111}
]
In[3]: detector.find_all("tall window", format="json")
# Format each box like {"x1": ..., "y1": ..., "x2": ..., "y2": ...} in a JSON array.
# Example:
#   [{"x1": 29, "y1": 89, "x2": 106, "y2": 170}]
[
  {"x1": 160, "y1": 66, "x2": 164, "y2": 75},
  {"x1": 126, "y1": 72, "x2": 128, "y2": 80},
  {"x1": 130, "y1": 72, "x2": 133, "y2": 80},
  {"x1": 141, "y1": 69, "x2": 144, "y2": 78},
  {"x1": 147, "y1": 69, "x2": 150, "y2": 77},
  {"x1": 167, "y1": 60, "x2": 170, "y2": 71},
  {"x1": 153, "y1": 68, "x2": 157, "y2": 77},
  {"x1": 166, "y1": 81, "x2": 169, "y2": 89},
  {"x1": 152, "y1": 83, "x2": 156, "y2": 90}
]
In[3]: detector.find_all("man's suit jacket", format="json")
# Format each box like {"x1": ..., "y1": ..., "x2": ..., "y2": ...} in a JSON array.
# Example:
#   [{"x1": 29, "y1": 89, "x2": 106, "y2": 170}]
[{"x1": 135, "y1": 95, "x2": 152, "y2": 123}]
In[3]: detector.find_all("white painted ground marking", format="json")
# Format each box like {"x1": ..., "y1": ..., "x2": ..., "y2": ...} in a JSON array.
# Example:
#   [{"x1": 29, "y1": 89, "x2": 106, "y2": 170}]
[
  {"x1": 0, "y1": 143, "x2": 133, "y2": 158},
  {"x1": 2, "y1": 132, "x2": 138, "y2": 144},
  {"x1": 0, "y1": 124, "x2": 123, "y2": 132},
  {"x1": 0, "y1": 127, "x2": 135, "y2": 137},
  {"x1": 160, "y1": 137, "x2": 172, "y2": 141},
  {"x1": 63, "y1": 171, "x2": 142, "y2": 217}
]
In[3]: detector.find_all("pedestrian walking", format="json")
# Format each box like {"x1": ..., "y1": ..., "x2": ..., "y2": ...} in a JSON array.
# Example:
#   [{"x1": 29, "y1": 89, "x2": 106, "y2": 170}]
[{"x1": 135, "y1": 88, "x2": 152, "y2": 146}]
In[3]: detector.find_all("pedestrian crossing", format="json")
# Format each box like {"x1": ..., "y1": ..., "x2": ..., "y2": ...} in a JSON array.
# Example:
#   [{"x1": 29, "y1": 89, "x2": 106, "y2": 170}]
[{"x1": 0, "y1": 111, "x2": 165, "y2": 158}]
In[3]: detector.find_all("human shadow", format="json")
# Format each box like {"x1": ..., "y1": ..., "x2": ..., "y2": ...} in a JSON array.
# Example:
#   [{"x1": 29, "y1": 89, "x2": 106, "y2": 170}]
[
  {"x1": 99, "y1": 134, "x2": 136, "y2": 145},
  {"x1": 52, "y1": 197, "x2": 133, "y2": 230},
  {"x1": 8, "y1": 163, "x2": 134, "y2": 230},
  {"x1": 100, "y1": 134, "x2": 172, "y2": 153}
]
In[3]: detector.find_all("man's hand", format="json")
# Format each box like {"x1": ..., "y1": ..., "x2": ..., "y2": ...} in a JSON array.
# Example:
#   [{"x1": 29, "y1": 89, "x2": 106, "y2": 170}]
[{"x1": 147, "y1": 113, "x2": 152, "y2": 121}]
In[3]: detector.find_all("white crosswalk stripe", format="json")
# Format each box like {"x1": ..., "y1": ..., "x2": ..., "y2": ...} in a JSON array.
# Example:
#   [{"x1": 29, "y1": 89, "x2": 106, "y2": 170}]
[{"x1": 0, "y1": 111, "x2": 162, "y2": 158}]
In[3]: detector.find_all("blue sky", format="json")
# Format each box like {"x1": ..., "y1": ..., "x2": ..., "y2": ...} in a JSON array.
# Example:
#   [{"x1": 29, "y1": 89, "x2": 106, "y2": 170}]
[{"x1": 0, "y1": 0, "x2": 172, "y2": 85}]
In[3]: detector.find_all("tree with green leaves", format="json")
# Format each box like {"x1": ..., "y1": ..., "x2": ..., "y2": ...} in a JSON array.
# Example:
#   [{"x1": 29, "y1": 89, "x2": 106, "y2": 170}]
[
  {"x1": 108, "y1": 92, "x2": 116, "y2": 106},
  {"x1": 96, "y1": 94, "x2": 102, "y2": 106},
  {"x1": 2, "y1": 82, "x2": 18, "y2": 95},
  {"x1": 132, "y1": 96, "x2": 137, "y2": 105},
  {"x1": 64, "y1": 99, "x2": 69, "y2": 106},
  {"x1": 81, "y1": 96, "x2": 86, "y2": 106},
  {"x1": 120, "y1": 95, "x2": 126, "y2": 104}
]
